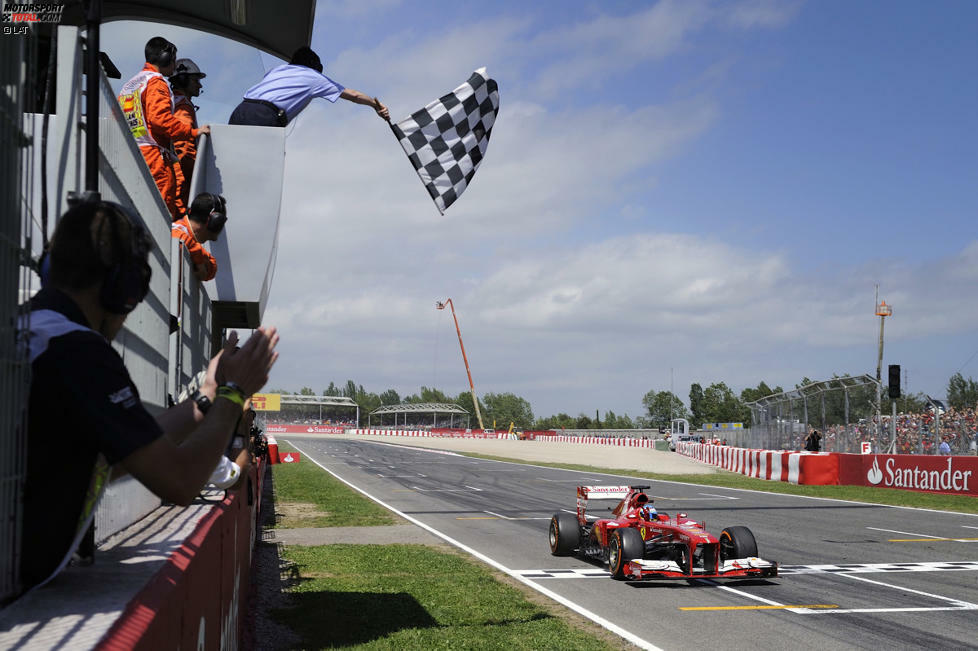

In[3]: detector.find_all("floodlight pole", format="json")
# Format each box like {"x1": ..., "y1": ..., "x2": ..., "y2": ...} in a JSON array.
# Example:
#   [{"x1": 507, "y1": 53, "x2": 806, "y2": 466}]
[
  {"x1": 436, "y1": 299, "x2": 485, "y2": 430},
  {"x1": 875, "y1": 291, "x2": 892, "y2": 452}
]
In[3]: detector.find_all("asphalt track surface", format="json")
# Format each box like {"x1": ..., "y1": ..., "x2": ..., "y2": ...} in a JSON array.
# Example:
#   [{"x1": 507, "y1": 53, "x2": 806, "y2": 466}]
[{"x1": 284, "y1": 436, "x2": 978, "y2": 651}]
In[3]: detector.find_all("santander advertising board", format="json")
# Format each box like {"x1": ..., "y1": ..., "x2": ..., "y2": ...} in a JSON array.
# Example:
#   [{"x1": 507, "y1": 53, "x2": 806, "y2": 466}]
[{"x1": 864, "y1": 455, "x2": 974, "y2": 494}]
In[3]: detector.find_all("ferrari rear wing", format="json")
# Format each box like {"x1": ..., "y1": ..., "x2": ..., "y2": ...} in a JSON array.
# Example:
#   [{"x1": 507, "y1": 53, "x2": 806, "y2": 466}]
[{"x1": 576, "y1": 485, "x2": 649, "y2": 522}]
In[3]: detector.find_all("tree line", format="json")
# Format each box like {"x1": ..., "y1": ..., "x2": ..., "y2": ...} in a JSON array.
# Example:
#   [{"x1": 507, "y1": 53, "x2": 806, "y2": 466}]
[{"x1": 266, "y1": 371, "x2": 978, "y2": 431}]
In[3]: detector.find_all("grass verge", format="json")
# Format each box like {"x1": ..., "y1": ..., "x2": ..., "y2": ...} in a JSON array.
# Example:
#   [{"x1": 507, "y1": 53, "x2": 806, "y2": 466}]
[
  {"x1": 271, "y1": 442, "x2": 398, "y2": 528},
  {"x1": 274, "y1": 544, "x2": 617, "y2": 650},
  {"x1": 457, "y1": 452, "x2": 978, "y2": 514}
]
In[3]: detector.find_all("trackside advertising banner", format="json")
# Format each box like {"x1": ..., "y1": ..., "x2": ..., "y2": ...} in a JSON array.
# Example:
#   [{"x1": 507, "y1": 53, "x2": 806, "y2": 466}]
[
  {"x1": 838, "y1": 454, "x2": 978, "y2": 496},
  {"x1": 265, "y1": 424, "x2": 345, "y2": 434}
]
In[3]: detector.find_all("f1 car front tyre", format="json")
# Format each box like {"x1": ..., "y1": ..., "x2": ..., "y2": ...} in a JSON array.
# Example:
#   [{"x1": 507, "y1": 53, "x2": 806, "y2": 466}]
[
  {"x1": 549, "y1": 513, "x2": 580, "y2": 556},
  {"x1": 719, "y1": 526, "x2": 758, "y2": 560},
  {"x1": 608, "y1": 527, "x2": 644, "y2": 580}
]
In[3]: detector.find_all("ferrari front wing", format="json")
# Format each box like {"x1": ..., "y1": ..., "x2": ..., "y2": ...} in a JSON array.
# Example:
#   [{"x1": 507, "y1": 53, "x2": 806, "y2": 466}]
[{"x1": 624, "y1": 556, "x2": 778, "y2": 580}]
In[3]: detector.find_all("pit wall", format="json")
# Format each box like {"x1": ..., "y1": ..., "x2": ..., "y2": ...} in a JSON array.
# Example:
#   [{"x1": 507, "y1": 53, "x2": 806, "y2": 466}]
[
  {"x1": 676, "y1": 442, "x2": 978, "y2": 497},
  {"x1": 96, "y1": 459, "x2": 264, "y2": 650}
]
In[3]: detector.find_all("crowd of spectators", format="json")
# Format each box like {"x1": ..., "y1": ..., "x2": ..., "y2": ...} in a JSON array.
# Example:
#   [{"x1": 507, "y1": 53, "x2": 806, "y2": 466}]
[{"x1": 816, "y1": 407, "x2": 978, "y2": 455}]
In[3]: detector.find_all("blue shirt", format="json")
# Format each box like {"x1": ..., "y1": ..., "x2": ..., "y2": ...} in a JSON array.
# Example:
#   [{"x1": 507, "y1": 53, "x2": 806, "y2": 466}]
[{"x1": 242, "y1": 64, "x2": 345, "y2": 122}]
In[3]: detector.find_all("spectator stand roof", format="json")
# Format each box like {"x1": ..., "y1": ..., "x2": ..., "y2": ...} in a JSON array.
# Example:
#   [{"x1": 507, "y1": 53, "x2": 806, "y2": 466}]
[
  {"x1": 266, "y1": 394, "x2": 361, "y2": 425},
  {"x1": 368, "y1": 403, "x2": 469, "y2": 428}
]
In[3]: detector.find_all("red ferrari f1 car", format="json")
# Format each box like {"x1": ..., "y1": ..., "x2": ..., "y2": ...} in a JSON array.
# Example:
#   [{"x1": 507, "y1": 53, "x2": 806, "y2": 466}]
[{"x1": 549, "y1": 485, "x2": 778, "y2": 581}]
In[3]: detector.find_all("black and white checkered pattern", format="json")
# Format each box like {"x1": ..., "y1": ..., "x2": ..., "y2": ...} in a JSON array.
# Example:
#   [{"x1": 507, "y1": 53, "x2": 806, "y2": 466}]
[{"x1": 392, "y1": 68, "x2": 499, "y2": 214}]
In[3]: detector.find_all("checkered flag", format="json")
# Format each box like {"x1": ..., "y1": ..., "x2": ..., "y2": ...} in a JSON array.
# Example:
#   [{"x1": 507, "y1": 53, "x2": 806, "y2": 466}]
[{"x1": 391, "y1": 68, "x2": 499, "y2": 214}]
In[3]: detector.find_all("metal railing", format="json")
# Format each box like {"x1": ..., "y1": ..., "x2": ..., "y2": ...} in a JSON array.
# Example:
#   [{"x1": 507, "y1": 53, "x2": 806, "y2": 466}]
[
  {"x1": 0, "y1": 31, "x2": 35, "y2": 605},
  {"x1": 744, "y1": 375, "x2": 882, "y2": 452}
]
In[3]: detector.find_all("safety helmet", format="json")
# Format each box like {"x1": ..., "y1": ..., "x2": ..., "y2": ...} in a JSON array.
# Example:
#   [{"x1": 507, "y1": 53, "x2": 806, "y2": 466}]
[{"x1": 173, "y1": 58, "x2": 206, "y2": 78}]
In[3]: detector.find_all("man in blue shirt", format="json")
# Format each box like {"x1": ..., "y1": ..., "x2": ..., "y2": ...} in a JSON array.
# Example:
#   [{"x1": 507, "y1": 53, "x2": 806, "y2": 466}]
[{"x1": 229, "y1": 46, "x2": 389, "y2": 127}]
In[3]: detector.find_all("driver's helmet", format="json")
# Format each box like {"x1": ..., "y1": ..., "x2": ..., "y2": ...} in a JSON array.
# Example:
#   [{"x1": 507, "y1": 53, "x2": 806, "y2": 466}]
[{"x1": 642, "y1": 504, "x2": 658, "y2": 521}]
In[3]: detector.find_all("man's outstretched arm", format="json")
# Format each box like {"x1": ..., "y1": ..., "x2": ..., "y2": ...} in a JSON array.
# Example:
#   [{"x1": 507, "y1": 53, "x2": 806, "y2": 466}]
[{"x1": 340, "y1": 88, "x2": 390, "y2": 121}]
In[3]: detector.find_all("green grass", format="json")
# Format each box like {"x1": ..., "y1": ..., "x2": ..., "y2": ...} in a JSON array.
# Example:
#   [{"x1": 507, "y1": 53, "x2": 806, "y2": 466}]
[
  {"x1": 271, "y1": 443, "x2": 398, "y2": 528},
  {"x1": 457, "y1": 453, "x2": 978, "y2": 514},
  {"x1": 274, "y1": 544, "x2": 616, "y2": 650}
]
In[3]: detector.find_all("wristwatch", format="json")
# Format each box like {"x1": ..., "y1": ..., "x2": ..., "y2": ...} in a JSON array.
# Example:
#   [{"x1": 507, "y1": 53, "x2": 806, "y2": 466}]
[{"x1": 195, "y1": 393, "x2": 212, "y2": 415}]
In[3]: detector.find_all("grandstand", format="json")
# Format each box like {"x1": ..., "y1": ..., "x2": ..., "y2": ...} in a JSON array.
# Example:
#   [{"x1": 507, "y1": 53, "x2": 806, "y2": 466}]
[{"x1": 368, "y1": 402, "x2": 470, "y2": 429}]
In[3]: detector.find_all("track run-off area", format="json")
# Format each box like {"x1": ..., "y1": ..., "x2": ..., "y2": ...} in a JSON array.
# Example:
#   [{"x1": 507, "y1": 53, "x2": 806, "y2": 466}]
[{"x1": 283, "y1": 436, "x2": 978, "y2": 651}]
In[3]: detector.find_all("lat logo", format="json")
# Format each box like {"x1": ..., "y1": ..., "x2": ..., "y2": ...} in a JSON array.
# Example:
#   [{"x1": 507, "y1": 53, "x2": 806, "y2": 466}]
[{"x1": 107, "y1": 386, "x2": 136, "y2": 408}]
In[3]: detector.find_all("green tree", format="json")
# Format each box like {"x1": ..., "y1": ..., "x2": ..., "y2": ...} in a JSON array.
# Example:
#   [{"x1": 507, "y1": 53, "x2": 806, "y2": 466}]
[
  {"x1": 299, "y1": 386, "x2": 315, "y2": 396},
  {"x1": 699, "y1": 382, "x2": 749, "y2": 425},
  {"x1": 323, "y1": 382, "x2": 340, "y2": 396},
  {"x1": 483, "y1": 392, "x2": 535, "y2": 429},
  {"x1": 739, "y1": 381, "x2": 783, "y2": 404},
  {"x1": 533, "y1": 413, "x2": 576, "y2": 430},
  {"x1": 946, "y1": 373, "x2": 978, "y2": 409},
  {"x1": 688, "y1": 383, "x2": 704, "y2": 428},
  {"x1": 575, "y1": 414, "x2": 593, "y2": 429},
  {"x1": 378, "y1": 389, "x2": 401, "y2": 406},
  {"x1": 641, "y1": 390, "x2": 689, "y2": 429},
  {"x1": 454, "y1": 391, "x2": 486, "y2": 426}
]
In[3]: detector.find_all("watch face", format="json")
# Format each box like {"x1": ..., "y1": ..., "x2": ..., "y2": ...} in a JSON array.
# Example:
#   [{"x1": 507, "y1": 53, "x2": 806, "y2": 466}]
[{"x1": 196, "y1": 395, "x2": 212, "y2": 413}]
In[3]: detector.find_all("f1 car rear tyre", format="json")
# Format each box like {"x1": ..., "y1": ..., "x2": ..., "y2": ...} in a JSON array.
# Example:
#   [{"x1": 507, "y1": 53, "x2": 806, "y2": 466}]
[
  {"x1": 549, "y1": 513, "x2": 580, "y2": 556},
  {"x1": 608, "y1": 528, "x2": 644, "y2": 580},
  {"x1": 719, "y1": 526, "x2": 758, "y2": 560}
]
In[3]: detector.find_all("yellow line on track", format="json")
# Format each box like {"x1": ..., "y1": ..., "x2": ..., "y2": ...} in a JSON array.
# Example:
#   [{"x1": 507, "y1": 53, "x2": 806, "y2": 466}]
[
  {"x1": 888, "y1": 538, "x2": 978, "y2": 542},
  {"x1": 679, "y1": 604, "x2": 838, "y2": 611},
  {"x1": 456, "y1": 516, "x2": 498, "y2": 520}
]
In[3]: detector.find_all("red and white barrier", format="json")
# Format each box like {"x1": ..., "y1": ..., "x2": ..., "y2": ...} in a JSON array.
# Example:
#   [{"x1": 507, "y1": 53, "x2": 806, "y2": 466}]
[
  {"x1": 544, "y1": 435, "x2": 656, "y2": 448},
  {"x1": 677, "y1": 442, "x2": 839, "y2": 485}
]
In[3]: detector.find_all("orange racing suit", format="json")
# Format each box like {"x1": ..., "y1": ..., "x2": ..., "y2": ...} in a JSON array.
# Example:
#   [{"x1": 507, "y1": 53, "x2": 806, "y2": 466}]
[
  {"x1": 118, "y1": 64, "x2": 200, "y2": 221},
  {"x1": 171, "y1": 217, "x2": 216, "y2": 281},
  {"x1": 171, "y1": 92, "x2": 199, "y2": 208}
]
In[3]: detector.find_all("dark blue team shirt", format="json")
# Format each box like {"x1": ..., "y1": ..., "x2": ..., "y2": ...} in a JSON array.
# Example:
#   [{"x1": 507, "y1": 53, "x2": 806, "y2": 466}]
[{"x1": 19, "y1": 287, "x2": 163, "y2": 594}]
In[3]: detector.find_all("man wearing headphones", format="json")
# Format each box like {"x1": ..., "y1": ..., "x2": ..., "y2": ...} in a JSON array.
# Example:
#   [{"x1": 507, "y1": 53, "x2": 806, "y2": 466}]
[
  {"x1": 118, "y1": 37, "x2": 211, "y2": 222},
  {"x1": 171, "y1": 192, "x2": 226, "y2": 281},
  {"x1": 19, "y1": 200, "x2": 278, "y2": 597},
  {"x1": 169, "y1": 58, "x2": 206, "y2": 208}
]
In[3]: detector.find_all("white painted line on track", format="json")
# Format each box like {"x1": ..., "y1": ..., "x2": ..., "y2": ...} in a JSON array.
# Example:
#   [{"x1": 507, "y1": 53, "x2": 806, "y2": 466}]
[
  {"x1": 464, "y1": 485, "x2": 483, "y2": 492},
  {"x1": 286, "y1": 440, "x2": 662, "y2": 651},
  {"x1": 963, "y1": 525, "x2": 978, "y2": 530},
  {"x1": 799, "y1": 572, "x2": 978, "y2": 614},
  {"x1": 695, "y1": 493, "x2": 740, "y2": 500},
  {"x1": 561, "y1": 508, "x2": 599, "y2": 520},
  {"x1": 867, "y1": 526, "x2": 945, "y2": 539}
]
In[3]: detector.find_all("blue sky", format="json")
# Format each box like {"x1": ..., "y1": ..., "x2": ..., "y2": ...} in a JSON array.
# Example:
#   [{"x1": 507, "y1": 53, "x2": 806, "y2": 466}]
[{"x1": 102, "y1": 1, "x2": 978, "y2": 420}]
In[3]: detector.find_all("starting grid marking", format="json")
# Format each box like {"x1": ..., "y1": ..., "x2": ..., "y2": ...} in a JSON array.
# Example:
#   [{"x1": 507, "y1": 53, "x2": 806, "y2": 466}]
[{"x1": 516, "y1": 561, "x2": 978, "y2": 580}]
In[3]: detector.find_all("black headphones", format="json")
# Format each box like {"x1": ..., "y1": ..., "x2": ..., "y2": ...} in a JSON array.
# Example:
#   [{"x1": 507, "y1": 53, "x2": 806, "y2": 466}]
[
  {"x1": 40, "y1": 198, "x2": 152, "y2": 315},
  {"x1": 98, "y1": 202, "x2": 153, "y2": 315},
  {"x1": 157, "y1": 42, "x2": 176, "y2": 69},
  {"x1": 198, "y1": 192, "x2": 227, "y2": 233}
]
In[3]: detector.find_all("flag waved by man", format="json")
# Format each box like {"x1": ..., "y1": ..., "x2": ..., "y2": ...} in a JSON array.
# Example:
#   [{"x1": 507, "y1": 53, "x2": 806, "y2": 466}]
[{"x1": 391, "y1": 68, "x2": 499, "y2": 214}]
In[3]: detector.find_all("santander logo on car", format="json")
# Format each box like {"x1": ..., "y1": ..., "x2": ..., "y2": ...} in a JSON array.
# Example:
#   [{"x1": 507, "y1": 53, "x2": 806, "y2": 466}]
[{"x1": 866, "y1": 455, "x2": 973, "y2": 492}]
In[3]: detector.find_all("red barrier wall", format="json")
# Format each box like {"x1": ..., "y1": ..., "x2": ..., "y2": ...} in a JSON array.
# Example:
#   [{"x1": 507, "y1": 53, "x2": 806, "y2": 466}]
[
  {"x1": 97, "y1": 459, "x2": 263, "y2": 650},
  {"x1": 838, "y1": 454, "x2": 978, "y2": 496}
]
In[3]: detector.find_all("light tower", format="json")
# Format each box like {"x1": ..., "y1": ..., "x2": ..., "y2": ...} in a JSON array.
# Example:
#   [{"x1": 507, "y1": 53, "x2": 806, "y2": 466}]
[
  {"x1": 435, "y1": 299, "x2": 485, "y2": 430},
  {"x1": 875, "y1": 291, "x2": 892, "y2": 450}
]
